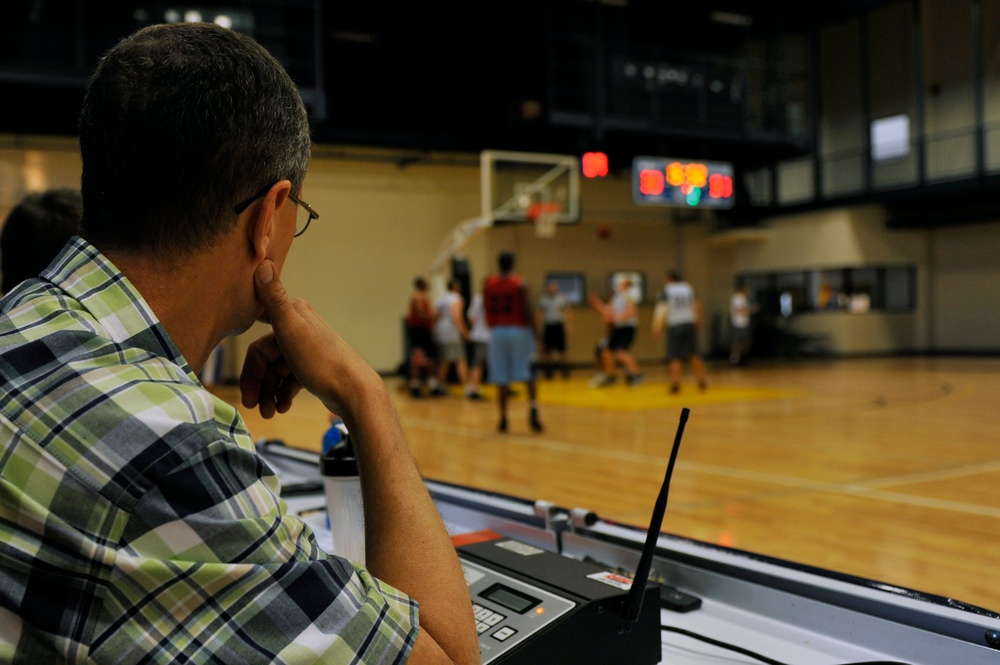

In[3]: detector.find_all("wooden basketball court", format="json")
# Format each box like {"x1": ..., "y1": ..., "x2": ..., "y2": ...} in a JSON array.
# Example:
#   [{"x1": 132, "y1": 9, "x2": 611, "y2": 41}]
[{"x1": 217, "y1": 355, "x2": 1000, "y2": 615}]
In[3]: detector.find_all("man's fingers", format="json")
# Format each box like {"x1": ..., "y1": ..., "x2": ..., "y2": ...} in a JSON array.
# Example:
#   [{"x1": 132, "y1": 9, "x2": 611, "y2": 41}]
[
  {"x1": 239, "y1": 346, "x2": 266, "y2": 408},
  {"x1": 240, "y1": 337, "x2": 280, "y2": 407},
  {"x1": 275, "y1": 378, "x2": 303, "y2": 413},
  {"x1": 240, "y1": 333, "x2": 298, "y2": 418}
]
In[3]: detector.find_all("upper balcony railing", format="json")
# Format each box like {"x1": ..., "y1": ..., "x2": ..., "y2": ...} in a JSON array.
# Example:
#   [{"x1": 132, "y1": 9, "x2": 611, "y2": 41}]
[{"x1": 746, "y1": 123, "x2": 1000, "y2": 211}]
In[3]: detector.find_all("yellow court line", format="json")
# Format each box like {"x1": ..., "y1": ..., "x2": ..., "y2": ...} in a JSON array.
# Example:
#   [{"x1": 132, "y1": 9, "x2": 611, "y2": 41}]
[{"x1": 535, "y1": 381, "x2": 799, "y2": 411}]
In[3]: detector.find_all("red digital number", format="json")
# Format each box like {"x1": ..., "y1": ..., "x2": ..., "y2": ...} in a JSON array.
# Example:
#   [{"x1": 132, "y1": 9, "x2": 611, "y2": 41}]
[
  {"x1": 639, "y1": 169, "x2": 665, "y2": 196},
  {"x1": 708, "y1": 173, "x2": 733, "y2": 199},
  {"x1": 582, "y1": 152, "x2": 609, "y2": 178}
]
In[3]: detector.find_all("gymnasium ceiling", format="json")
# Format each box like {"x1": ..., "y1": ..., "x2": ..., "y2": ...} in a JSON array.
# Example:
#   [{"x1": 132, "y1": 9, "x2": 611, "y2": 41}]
[{"x1": 0, "y1": 0, "x2": 899, "y2": 174}]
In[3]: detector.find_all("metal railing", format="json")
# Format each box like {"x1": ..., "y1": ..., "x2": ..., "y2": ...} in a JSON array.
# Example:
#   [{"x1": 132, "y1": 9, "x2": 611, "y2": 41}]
[{"x1": 746, "y1": 123, "x2": 1000, "y2": 208}]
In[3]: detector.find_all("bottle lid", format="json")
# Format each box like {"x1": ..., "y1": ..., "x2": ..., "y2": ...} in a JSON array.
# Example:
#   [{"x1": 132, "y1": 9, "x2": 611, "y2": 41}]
[
  {"x1": 320, "y1": 435, "x2": 359, "y2": 476},
  {"x1": 321, "y1": 423, "x2": 343, "y2": 454}
]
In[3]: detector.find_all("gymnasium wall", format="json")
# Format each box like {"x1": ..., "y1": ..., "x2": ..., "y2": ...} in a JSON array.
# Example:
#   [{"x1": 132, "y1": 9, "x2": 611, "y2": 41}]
[{"x1": 2, "y1": 136, "x2": 998, "y2": 378}]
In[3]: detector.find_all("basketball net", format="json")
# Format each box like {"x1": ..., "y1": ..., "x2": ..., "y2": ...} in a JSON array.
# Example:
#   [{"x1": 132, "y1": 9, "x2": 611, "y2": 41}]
[{"x1": 527, "y1": 202, "x2": 561, "y2": 239}]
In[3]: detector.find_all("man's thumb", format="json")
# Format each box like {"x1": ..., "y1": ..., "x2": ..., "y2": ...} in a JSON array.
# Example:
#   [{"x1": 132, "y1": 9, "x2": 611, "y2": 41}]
[{"x1": 255, "y1": 260, "x2": 290, "y2": 321}]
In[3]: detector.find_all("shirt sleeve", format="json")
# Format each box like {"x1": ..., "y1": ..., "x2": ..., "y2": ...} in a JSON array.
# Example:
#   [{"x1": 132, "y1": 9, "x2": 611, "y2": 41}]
[{"x1": 92, "y1": 437, "x2": 418, "y2": 665}]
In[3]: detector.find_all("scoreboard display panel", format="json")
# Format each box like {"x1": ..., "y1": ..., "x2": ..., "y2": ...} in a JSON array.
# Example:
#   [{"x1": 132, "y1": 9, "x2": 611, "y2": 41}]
[{"x1": 631, "y1": 156, "x2": 734, "y2": 209}]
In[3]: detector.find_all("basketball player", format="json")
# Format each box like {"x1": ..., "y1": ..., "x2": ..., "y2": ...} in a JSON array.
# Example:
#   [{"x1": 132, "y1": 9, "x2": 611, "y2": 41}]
[
  {"x1": 653, "y1": 271, "x2": 707, "y2": 393},
  {"x1": 483, "y1": 250, "x2": 543, "y2": 433}
]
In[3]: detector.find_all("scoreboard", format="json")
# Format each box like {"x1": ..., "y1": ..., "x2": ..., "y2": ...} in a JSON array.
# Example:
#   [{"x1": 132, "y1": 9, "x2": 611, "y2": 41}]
[{"x1": 631, "y1": 156, "x2": 734, "y2": 209}]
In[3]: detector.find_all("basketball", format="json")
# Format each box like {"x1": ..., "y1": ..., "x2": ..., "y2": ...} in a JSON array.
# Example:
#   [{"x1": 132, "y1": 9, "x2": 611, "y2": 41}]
[{"x1": 597, "y1": 223, "x2": 612, "y2": 240}]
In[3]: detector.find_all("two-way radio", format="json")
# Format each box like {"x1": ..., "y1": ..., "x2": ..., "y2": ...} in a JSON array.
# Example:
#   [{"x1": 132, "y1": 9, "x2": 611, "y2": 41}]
[{"x1": 458, "y1": 408, "x2": 691, "y2": 664}]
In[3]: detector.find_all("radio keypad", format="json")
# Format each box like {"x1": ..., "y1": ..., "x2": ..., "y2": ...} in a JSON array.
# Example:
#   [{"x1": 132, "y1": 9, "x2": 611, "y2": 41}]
[
  {"x1": 472, "y1": 603, "x2": 507, "y2": 635},
  {"x1": 462, "y1": 558, "x2": 576, "y2": 663},
  {"x1": 491, "y1": 626, "x2": 516, "y2": 642}
]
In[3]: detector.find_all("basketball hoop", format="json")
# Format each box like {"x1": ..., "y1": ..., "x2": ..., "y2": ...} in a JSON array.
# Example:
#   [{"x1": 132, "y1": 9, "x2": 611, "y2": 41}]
[{"x1": 527, "y1": 202, "x2": 561, "y2": 239}]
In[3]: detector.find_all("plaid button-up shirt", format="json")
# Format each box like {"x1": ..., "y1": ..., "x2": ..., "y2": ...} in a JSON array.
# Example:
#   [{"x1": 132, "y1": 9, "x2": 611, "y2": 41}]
[{"x1": 0, "y1": 237, "x2": 417, "y2": 664}]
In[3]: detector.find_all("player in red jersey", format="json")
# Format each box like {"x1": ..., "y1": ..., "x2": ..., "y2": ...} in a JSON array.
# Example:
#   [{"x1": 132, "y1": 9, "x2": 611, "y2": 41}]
[
  {"x1": 483, "y1": 251, "x2": 543, "y2": 433},
  {"x1": 405, "y1": 276, "x2": 440, "y2": 397}
]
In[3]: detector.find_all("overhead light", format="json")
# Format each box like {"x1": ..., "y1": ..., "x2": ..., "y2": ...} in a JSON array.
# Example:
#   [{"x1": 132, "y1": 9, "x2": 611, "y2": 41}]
[
  {"x1": 711, "y1": 11, "x2": 753, "y2": 27},
  {"x1": 163, "y1": 7, "x2": 253, "y2": 30}
]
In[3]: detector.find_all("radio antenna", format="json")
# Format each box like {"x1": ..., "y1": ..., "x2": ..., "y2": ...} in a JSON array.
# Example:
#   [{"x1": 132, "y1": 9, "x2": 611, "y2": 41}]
[{"x1": 622, "y1": 407, "x2": 690, "y2": 622}]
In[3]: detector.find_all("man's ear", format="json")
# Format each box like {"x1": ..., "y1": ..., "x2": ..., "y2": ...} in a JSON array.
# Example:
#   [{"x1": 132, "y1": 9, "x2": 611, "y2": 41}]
[{"x1": 247, "y1": 181, "x2": 293, "y2": 259}]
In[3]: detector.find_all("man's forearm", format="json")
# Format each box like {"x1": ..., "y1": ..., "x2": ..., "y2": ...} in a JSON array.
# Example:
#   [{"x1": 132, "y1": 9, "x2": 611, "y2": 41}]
[{"x1": 345, "y1": 385, "x2": 479, "y2": 663}]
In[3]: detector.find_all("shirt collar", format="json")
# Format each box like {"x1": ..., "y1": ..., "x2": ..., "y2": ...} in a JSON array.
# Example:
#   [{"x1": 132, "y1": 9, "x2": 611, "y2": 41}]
[{"x1": 42, "y1": 236, "x2": 188, "y2": 370}]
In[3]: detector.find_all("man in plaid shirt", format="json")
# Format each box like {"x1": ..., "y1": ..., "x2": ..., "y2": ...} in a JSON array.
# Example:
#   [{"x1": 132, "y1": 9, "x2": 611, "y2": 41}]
[{"x1": 0, "y1": 22, "x2": 479, "y2": 665}]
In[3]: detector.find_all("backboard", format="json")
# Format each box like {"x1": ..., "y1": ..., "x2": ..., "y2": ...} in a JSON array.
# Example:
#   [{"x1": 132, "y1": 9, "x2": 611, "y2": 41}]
[
  {"x1": 481, "y1": 150, "x2": 580, "y2": 225},
  {"x1": 429, "y1": 150, "x2": 580, "y2": 273}
]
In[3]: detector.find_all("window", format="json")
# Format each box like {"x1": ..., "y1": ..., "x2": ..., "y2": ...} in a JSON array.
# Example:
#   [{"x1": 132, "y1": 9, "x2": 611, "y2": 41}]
[
  {"x1": 811, "y1": 269, "x2": 845, "y2": 310},
  {"x1": 544, "y1": 272, "x2": 587, "y2": 306},
  {"x1": 741, "y1": 265, "x2": 915, "y2": 315},
  {"x1": 774, "y1": 272, "x2": 807, "y2": 316},
  {"x1": 871, "y1": 114, "x2": 910, "y2": 161},
  {"x1": 883, "y1": 267, "x2": 915, "y2": 311},
  {"x1": 741, "y1": 274, "x2": 773, "y2": 314},
  {"x1": 607, "y1": 271, "x2": 647, "y2": 305}
]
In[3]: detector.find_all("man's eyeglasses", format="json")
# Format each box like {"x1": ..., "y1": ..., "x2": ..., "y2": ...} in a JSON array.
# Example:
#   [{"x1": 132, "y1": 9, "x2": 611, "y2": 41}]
[{"x1": 233, "y1": 185, "x2": 319, "y2": 237}]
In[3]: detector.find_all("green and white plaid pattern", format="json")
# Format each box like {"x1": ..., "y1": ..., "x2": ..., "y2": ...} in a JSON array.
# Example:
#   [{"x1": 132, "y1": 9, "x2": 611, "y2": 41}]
[{"x1": 0, "y1": 237, "x2": 417, "y2": 664}]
